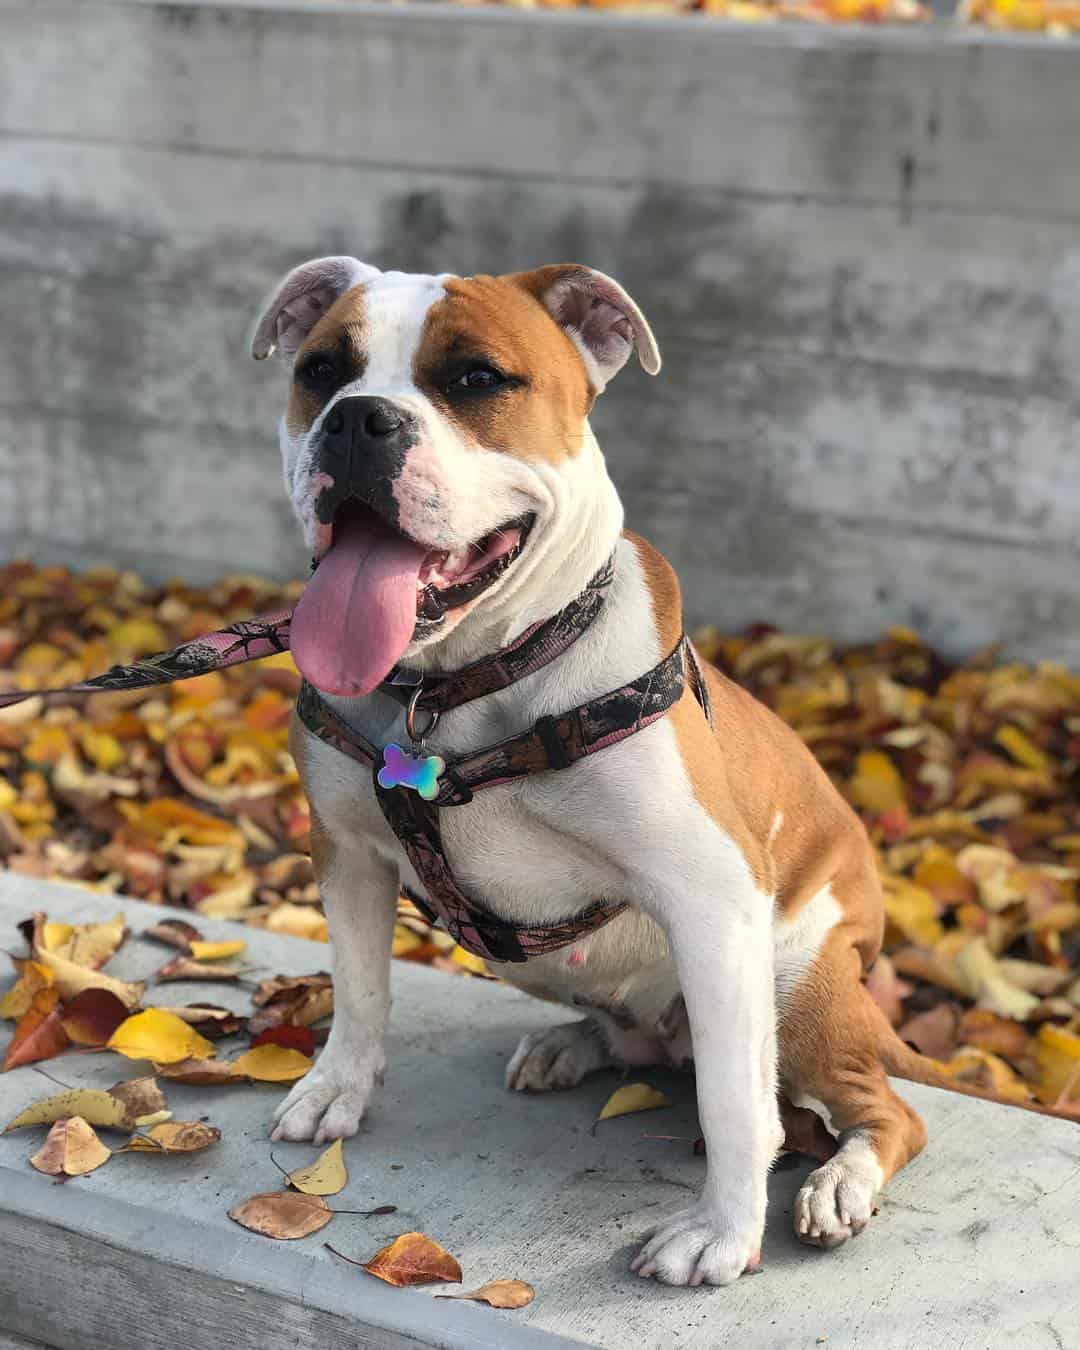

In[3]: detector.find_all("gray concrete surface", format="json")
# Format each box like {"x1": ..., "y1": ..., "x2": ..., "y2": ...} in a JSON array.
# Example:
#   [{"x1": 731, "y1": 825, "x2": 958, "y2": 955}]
[
  {"x1": 1, "y1": 875, "x2": 1079, "y2": 1350},
  {"x1": 2, "y1": 2, "x2": 1080, "y2": 662}
]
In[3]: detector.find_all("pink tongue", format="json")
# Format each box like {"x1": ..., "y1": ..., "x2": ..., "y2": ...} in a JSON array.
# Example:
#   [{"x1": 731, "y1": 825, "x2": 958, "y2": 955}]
[{"x1": 291, "y1": 511, "x2": 428, "y2": 696}]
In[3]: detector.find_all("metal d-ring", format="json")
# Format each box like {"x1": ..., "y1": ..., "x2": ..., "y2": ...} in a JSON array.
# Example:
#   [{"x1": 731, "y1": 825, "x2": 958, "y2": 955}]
[{"x1": 405, "y1": 683, "x2": 440, "y2": 751}]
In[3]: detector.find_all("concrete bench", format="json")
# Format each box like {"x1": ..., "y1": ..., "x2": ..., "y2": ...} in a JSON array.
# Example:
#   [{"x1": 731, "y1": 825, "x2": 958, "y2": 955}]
[{"x1": 1, "y1": 874, "x2": 1077, "y2": 1349}]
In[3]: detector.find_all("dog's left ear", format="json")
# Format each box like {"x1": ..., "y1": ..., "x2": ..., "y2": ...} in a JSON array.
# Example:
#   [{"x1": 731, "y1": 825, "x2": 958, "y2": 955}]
[
  {"x1": 513, "y1": 264, "x2": 661, "y2": 392},
  {"x1": 251, "y1": 255, "x2": 381, "y2": 361}
]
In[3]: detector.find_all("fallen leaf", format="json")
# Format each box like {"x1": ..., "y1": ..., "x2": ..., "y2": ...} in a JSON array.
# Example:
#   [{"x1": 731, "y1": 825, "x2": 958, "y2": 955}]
[
  {"x1": 36, "y1": 911, "x2": 126, "y2": 969},
  {"x1": 4, "y1": 1088, "x2": 133, "y2": 1133},
  {"x1": 30, "y1": 1116, "x2": 112, "y2": 1177},
  {"x1": 3, "y1": 987, "x2": 69, "y2": 1070},
  {"x1": 155, "y1": 1056, "x2": 239, "y2": 1086},
  {"x1": 125, "y1": 1121, "x2": 220, "y2": 1153},
  {"x1": 189, "y1": 939, "x2": 247, "y2": 961},
  {"x1": 60, "y1": 988, "x2": 129, "y2": 1047},
  {"x1": 898, "y1": 1003, "x2": 959, "y2": 1061},
  {"x1": 107, "y1": 1008, "x2": 216, "y2": 1063},
  {"x1": 436, "y1": 1279, "x2": 535, "y2": 1309},
  {"x1": 250, "y1": 1024, "x2": 315, "y2": 1056},
  {"x1": 287, "y1": 1138, "x2": 347, "y2": 1196},
  {"x1": 777, "y1": 1097, "x2": 838, "y2": 1164},
  {"x1": 596, "y1": 1083, "x2": 672, "y2": 1126},
  {"x1": 228, "y1": 1044, "x2": 312, "y2": 1083},
  {"x1": 0, "y1": 958, "x2": 54, "y2": 1021},
  {"x1": 229, "y1": 1191, "x2": 331, "y2": 1239},
  {"x1": 33, "y1": 945, "x2": 144, "y2": 1010},
  {"x1": 252, "y1": 972, "x2": 332, "y2": 1006},
  {"x1": 107, "y1": 1076, "x2": 168, "y2": 1124},
  {"x1": 956, "y1": 1008, "x2": 1031, "y2": 1062},
  {"x1": 1034, "y1": 1024, "x2": 1080, "y2": 1106},
  {"x1": 144, "y1": 918, "x2": 202, "y2": 952},
  {"x1": 152, "y1": 1004, "x2": 247, "y2": 1039},
  {"x1": 154, "y1": 955, "x2": 246, "y2": 983},
  {"x1": 327, "y1": 1232, "x2": 462, "y2": 1287}
]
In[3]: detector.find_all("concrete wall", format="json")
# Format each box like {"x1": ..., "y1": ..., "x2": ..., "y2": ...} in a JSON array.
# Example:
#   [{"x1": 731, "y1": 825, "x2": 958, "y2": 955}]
[{"x1": 2, "y1": 0, "x2": 1079, "y2": 659}]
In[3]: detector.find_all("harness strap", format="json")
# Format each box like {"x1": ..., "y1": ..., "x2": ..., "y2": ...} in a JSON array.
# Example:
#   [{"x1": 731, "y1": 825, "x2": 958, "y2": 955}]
[{"x1": 295, "y1": 635, "x2": 709, "y2": 963}]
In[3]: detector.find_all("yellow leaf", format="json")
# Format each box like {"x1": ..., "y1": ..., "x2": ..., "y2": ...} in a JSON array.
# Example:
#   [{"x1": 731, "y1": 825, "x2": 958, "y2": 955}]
[
  {"x1": 107, "y1": 1008, "x2": 215, "y2": 1064},
  {"x1": 450, "y1": 947, "x2": 487, "y2": 976},
  {"x1": 41, "y1": 912, "x2": 127, "y2": 969},
  {"x1": 881, "y1": 876, "x2": 944, "y2": 947},
  {"x1": 188, "y1": 939, "x2": 247, "y2": 962},
  {"x1": 953, "y1": 939, "x2": 1040, "y2": 1021},
  {"x1": 126, "y1": 1121, "x2": 221, "y2": 1154},
  {"x1": 392, "y1": 925, "x2": 422, "y2": 958},
  {"x1": 31, "y1": 1116, "x2": 112, "y2": 1177},
  {"x1": 4, "y1": 1088, "x2": 132, "y2": 1133},
  {"x1": 0, "y1": 960, "x2": 54, "y2": 1021},
  {"x1": 596, "y1": 1083, "x2": 672, "y2": 1125},
  {"x1": 994, "y1": 724, "x2": 1049, "y2": 770},
  {"x1": 263, "y1": 904, "x2": 328, "y2": 943},
  {"x1": 287, "y1": 1138, "x2": 347, "y2": 1195},
  {"x1": 33, "y1": 945, "x2": 144, "y2": 1009},
  {"x1": 1034, "y1": 1025, "x2": 1080, "y2": 1106},
  {"x1": 228, "y1": 1044, "x2": 312, "y2": 1083},
  {"x1": 849, "y1": 751, "x2": 906, "y2": 814}
]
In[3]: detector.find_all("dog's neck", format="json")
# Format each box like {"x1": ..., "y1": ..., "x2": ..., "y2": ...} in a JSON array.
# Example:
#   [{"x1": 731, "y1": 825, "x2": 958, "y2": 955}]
[{"x1": 403, "y1": 428, "x2": 624, "y2": 677}]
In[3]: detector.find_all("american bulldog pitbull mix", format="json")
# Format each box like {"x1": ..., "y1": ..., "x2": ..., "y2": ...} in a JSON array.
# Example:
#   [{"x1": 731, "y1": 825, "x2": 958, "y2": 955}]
[{"x1": 252, "y1": 257, "x2": 929, "y2": 1287}]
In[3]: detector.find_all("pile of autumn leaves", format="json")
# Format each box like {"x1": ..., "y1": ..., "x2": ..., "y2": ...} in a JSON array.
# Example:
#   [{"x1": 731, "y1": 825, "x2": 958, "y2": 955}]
[
  {"x1": 452, "y1": 0, "x2": 1080, "y2": 37},
  {"x1": 1, "y1": 559, "x2": 1079, "y2": 1115},
  {"x1": 697, "y1": 623, "x2": 1080, "y2": 1115}
]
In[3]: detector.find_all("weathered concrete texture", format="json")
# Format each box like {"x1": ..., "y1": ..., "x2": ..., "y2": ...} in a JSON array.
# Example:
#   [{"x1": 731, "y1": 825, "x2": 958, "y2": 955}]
[
  {"x1": 1, "y1": 875, "x2": 1080, "y2": 1350},
  {"x1": 2, "y1": 2, "x2": 1080, "y2": 660}
]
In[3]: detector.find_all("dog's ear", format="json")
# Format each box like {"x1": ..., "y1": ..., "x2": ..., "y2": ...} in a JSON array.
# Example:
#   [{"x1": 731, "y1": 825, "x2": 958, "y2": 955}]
[
  {"x1": 251, "y1": 256, "x2": 381, "y2": 360},
  {"x1": 512, "y1": 264, "x2": 661, "y2": 392}
]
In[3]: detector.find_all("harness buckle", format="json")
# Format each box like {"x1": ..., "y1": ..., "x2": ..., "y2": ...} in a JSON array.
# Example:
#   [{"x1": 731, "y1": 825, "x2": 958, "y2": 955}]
[{"x1": 405, "y1": 682, "x2": 440, "y2": 753}]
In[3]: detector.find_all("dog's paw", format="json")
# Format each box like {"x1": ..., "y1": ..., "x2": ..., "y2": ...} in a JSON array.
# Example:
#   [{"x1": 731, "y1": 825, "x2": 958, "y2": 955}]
[
  {"x1": 794, "y1": 1141, "x2": 882, "y2": 1249},
  {"x1": 505, "y1": 1021, "x2": 610, "y2": 1093},
  {"x1": 270, "y1": 1056, "x2": 382, "y2": 1143},
  {"x1": 630, "y1": 1201, "x2": 763, "y2": 1287}
]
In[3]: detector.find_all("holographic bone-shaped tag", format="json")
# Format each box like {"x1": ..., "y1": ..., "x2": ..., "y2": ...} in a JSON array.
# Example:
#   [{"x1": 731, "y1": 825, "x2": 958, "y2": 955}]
[{"x1": 377, "y1": 743, "x2": 446, "y2": 801}]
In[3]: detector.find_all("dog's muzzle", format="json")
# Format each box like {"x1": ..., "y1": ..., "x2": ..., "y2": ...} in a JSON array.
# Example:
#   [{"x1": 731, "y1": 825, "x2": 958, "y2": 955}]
[{"x1": 314, "y1": 395, "x2": 420, "y2": 530}]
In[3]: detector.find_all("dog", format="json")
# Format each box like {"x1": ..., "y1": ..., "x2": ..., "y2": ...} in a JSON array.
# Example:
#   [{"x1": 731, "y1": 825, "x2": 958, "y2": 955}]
[{"x1": 252, "y1": 257, "x2": 929, "y2": 1287}]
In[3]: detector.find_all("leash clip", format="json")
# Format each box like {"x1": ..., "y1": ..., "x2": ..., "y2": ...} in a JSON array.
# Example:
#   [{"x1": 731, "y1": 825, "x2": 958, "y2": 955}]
[{"x1": 405, "y1": 682, "x2": 440, "y2": 753}]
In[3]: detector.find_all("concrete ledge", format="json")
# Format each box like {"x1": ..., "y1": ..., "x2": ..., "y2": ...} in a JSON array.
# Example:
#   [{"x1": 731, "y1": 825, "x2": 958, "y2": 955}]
[{"x1": 1, "y1": 875, "x2": 1079, "y2": 1349}]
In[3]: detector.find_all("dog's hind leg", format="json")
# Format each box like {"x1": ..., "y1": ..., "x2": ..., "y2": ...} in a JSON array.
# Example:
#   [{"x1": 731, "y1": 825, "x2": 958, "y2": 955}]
[
  {"x1": 505, "y1": 1018, "x2": 615, "y2": 1092},
  {"x1": 779, "y1": 929, "x2": 928, "y2": 1250}
]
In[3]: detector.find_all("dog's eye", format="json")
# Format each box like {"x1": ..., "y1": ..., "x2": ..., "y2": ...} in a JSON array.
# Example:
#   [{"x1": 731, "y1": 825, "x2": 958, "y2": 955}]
[
  {"x1": 299, "y1": 356, "x2": 337, "y2": 387},
  {"x1": 451, "y1": 365, "x2": 507, "y2": 393}
]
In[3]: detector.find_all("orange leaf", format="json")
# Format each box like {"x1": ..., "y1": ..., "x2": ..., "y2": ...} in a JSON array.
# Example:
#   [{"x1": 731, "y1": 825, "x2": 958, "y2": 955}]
[
  {"x1": 30, "y1": 1116, "x2": 112, "y2": 1177},
  {"x1": 3, "y1": 987, "x2": 69, "y2": 1070},
  {"x1": 328, "y1": 1233, "x2": 462, "y2": 1287}
]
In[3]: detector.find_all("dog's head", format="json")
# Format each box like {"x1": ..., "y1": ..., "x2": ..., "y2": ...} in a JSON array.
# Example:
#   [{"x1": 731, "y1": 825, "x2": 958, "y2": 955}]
[{"x1": 253, "y1": 259, "x2": 660, "y2": 697}]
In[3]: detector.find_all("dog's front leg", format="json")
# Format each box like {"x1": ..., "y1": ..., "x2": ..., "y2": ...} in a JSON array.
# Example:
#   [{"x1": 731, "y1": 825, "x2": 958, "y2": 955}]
[
  {"x1": 271, "y1": 833, "x2": 398, "y2": 1143},
  {"x1": 631, "y1": 878, "x2": 780, "y2": 1286}
]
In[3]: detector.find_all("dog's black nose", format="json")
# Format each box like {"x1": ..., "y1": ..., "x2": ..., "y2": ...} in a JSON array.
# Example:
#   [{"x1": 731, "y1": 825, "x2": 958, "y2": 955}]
[
  {"x1": 323, "y1": 396, "x2": 414, "y2": 446},
  {"x1": 315, "y1": 396, "x2": 419, "y2": 529}
]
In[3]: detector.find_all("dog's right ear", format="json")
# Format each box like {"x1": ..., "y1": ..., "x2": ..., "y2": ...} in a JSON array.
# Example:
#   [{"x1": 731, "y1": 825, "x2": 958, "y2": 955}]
[{"x1": 251, "y1": 256, "x2": 380, "y2": 360}]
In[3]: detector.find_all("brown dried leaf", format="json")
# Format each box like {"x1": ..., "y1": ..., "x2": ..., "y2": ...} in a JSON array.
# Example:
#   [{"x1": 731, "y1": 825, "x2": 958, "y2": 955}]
[
  {"x1": 436, "y1": 1279, "x2": 535, "y2": 1308},
  {"x1": 107, "y1": 1075, "x2": 168, "y2": 1124},
  {"x1": 228, "y1": 1191, "x2": 331, "y2": 1239},
  {"x1": 154, "y1": 955, "x2": 246, "y2": 983},
  {"x1": 152, "y1": 1004, "x2": 247, "y2": 1039},
  {"x1": 144, "y1": 918, "x2": 202, "y2": 952},
  {"x1": 155, "y1": 1056, "x2": 240, "y2": 1086}
]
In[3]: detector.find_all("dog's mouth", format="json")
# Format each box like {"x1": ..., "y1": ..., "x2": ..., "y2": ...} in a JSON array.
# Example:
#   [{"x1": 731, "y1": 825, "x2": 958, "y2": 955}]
[{"x1": 291, "y1": 500, "x2": 534, "y2": 698}]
